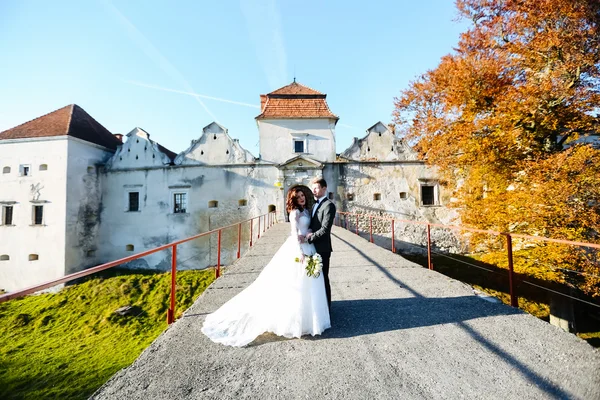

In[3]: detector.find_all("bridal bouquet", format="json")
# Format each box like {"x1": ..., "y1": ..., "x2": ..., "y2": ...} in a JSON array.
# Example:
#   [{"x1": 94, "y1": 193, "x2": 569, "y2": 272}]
[{"x1": 294, "y1": 253, "x2": 323, "y2": 278}]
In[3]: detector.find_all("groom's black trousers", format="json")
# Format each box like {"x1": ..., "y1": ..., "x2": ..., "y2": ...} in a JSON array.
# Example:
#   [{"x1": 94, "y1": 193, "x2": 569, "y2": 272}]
[{"x1": 322, "y1": 252, "x2": 331, "y2": 308}]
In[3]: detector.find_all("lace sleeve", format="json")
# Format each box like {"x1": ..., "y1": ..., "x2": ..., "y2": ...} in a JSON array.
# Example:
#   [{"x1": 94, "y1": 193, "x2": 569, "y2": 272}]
[
  {"x1": 289, "y1": 210, "x2": 303, "y2": 254},
  {"x1": 289, "y1": 209, "x2": 299, "y2": 238}
]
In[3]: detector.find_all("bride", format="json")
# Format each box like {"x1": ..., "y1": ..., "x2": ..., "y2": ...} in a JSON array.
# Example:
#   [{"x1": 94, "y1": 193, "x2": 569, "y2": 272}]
[{"x1": 201, "y1": 186, "x2": 331, "y2": 347}]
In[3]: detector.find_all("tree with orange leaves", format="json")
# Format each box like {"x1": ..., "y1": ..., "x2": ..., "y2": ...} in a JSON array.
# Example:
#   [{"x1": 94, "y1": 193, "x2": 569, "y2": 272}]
[{"x1": 393, "y1": 0, "x2": 600, "y2": 296}]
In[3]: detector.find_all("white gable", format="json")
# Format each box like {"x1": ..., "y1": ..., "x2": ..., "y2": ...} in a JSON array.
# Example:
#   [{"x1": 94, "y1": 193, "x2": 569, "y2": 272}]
[
  {"x1": 175, "y1": 122, "x2": 255, "y2": 165},
  {"x1": 340, "y1": 122, "x2": 418, "y2": 161},
  {"x1": 105, "y1": 128, "x2": 173, "y2": 169}
]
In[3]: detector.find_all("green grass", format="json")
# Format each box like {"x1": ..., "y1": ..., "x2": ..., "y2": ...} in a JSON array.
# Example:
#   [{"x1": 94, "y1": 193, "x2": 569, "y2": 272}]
[{"x1": 0, "y1": 268, "x2": 215, "y2": 400}]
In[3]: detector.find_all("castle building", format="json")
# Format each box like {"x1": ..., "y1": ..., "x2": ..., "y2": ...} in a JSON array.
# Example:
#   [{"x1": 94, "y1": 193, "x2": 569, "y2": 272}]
[{"x1": 0, "y1": 82, "x2": 454, "y2": 292}]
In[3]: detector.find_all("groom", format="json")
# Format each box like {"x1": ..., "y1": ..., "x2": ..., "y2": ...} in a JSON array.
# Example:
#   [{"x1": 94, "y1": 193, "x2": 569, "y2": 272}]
[{"x1": 306, "y1": 177, "x2": 336, "y2": 309}]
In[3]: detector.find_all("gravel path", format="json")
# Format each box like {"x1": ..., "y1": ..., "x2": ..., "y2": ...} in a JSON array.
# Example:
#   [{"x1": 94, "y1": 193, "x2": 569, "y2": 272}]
[{"x1": 91, "y1": 223, "x2": 600, "y2": 400}]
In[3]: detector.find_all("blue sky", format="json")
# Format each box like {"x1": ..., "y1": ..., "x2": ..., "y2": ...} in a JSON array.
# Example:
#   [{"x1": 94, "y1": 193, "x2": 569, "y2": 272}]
[{"x1": 0, "y1": 1, "x2": 469, "y2": 156}]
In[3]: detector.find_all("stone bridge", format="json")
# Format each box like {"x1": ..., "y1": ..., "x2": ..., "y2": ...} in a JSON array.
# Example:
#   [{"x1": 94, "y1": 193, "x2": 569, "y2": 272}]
[{"x1": 91, "y1": 223, "x2": 600, "y2": 400}]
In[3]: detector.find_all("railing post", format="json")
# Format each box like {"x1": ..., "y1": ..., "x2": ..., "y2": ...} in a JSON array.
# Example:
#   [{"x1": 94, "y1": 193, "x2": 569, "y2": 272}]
[
  {"x1": 355, "y1": 214, "x2": 359, "y2": 235},
  {"x1": 237, "y1": 223, "x2": 241, "y2": 258},
  {"x1": 216, "y1": 229, "x2": 222, "y2": 279},
  {"x1": 427, "y1": 224, "x2": 433, "y2": 270},
  {"x1": 167, "y1": 244, "x2": 177, "y2": 324},
  {"x1": 369, "y1": 216, "x2": 373, "y2": 243},
  {"x1": 263, "y1": 215, "x2": 266, "y2": 232},
  {"x1": 505, "y1": 233, "x2": 518, "y2": 307},
  {"x1": 391, "y1": 220, "x2": 395, "y2": 253},
  {"x1": 250, "y1": 218, "x2": 253, "y2": 247},
  {"x1": 258, "y1": 216, "x2": 261, "y2": 239}
]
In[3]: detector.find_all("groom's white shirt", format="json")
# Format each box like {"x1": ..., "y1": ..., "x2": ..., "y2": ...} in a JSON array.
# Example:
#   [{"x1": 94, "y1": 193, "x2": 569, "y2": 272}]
[{"x1": 312, "y1": 196, "x2": 327, "y2": 217}]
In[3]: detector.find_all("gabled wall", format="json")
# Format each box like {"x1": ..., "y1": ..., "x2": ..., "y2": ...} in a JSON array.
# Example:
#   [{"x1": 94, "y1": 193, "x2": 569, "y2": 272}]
[
  {"x1": 340, "y1": 122, "x2": 417, "y2": 161},
  {"x1": 106, "y1": 128, "x2": 173, "y2": 170},
  {"x1": 175, "y1": 122, "x2": 255, "y2": 165}
]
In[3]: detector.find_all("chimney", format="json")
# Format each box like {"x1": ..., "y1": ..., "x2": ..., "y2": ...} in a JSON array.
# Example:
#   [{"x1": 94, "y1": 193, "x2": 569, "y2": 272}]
[
  {"x1": 260, "y1": 94, "x2": 267, "y2": 112},
  {"x1": 114, "y1": 133, "x2": 123, "y2": 143}
]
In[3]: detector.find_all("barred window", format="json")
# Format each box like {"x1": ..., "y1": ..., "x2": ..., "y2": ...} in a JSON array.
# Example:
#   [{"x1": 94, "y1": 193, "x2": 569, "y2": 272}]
[{"x1": 174, "y1": 193, "x2": 187, "y2": 213}]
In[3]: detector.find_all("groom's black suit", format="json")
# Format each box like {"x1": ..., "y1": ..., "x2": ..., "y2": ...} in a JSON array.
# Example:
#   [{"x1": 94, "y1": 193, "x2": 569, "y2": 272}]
[{"x1": 308, "y1": 197, "x2": 336, "y2": 308}]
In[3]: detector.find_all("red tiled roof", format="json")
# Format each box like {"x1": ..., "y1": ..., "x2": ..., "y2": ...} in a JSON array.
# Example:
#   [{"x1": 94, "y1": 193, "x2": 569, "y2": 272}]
[
  {"x1": 256, "y1": 81, "x2": 338, "y2": 120},
  {"x1": 268, "y1": 82, "x2": 323, "y2": 95},
  {"x1": 0, "y1": 104, "x2": 122, "y2": 150}
]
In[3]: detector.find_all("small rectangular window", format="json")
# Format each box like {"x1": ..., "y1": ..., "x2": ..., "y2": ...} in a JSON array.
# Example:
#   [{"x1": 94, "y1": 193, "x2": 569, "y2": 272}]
[
  {"x1": 128, "y1": 192, "x2": 140, "y2": 212},
  {"x1": 373, "y1": 193, "x2": 381, "y2": 201},
  {"x1": 33, "y1": 205, "x2": 43, "y2": 225},
  {"x1": 2, "y1": 206, "x2": 13, "y2": 225},
  {"x1": 294, "y1": 140, "x2": 304, "y2": 153},
  {"x1": 174, "y1": 193, "x2": 187, "y2": 213},
  {"x1": 421, "y1": 185, "x2": 435, "y2": 206}
]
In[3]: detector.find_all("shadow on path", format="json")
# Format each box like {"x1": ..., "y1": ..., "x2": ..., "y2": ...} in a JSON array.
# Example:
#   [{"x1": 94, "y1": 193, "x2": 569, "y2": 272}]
[
  {"x1": 331, "y1": 232, "x2": 572, "y2": 400},
  {"x1": 324, "y1": 296, "x2": 519, "y2": 338}
]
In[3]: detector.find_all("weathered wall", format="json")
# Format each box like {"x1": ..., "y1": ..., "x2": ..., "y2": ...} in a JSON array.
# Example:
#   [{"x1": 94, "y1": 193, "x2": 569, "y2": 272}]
[
  {"x1": 64, "y1": 137, "x2": 115, "y2": 274},
  {"x1": 257, "y1": 119, "x2": 337, "y2": 164},
  {"x1": 97, "y1": 164, "x2": 281, "y2": 271},
  {"x1": 0, "y1": 137, "x2": 69, "y2": 291},
  {"x1": 323, "y1": 161, "x2": 461, "y2": 252},
  {"x1": 340, "y1": 122, "x2": 418, "y2": 162}
]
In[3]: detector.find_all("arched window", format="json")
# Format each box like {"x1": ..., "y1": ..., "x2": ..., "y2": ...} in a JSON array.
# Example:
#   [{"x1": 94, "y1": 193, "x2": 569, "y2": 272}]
[
  {"x1": 346, "y1": 193, "x2": 354, "y2": 201},
  {"x1": 2, "y1": 167, "x2": 10, "y2": 174},
  {"x1": 39, "y1": 164, "x2": 48, "y2": 171},
  {"x1": 208, "y1": 200, "x2": 218, "y2": 208},
  {"x1": 126, "y1": 244, "x2": 134, "y2": 251},
  {"x1": 268, "y1": 204, "x2": 276, "y2": 213},
  {"x1": 29, "y1": 254, "x2": 39, "y2": 261},
  {"x1": 0, "y1": 255, "x2": 9, "y2": 261}
]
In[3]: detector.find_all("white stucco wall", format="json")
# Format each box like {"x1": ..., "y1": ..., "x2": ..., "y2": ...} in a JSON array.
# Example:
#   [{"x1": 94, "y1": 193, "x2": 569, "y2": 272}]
[
  {"x1": 106, "y1": 128, "x2": 172, "y2": 170},
  {"x1": 341, "y1": 122, "x2": 418, "y2": 161},
  {"x1": 0, "y1": 137, "x2": 69, "y2": 292},
  {"x1": 257, "y1": 119, "x2": 336, "y2": 164},
  {"x1": 97, "y1": 164, "x2": 281, "y2": 271},
  {"x1": 176, "y1": 122, "x2": 255, "y2": 165},
  {"x1": 64, "y1": 138, "x2": 115, "y2": 274},
  {"x1": 323, "y1": 161, "x2": 460, "y2": 252}
]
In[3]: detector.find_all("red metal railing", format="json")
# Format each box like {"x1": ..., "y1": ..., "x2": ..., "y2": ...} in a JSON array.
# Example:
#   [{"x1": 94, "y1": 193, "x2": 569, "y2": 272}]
[
  {"x1": 336, "y1": 211, "x2": 600, "y2": 308},
  {"x1": 0, "y1": 211, "x2": 278, "y2": 324}
]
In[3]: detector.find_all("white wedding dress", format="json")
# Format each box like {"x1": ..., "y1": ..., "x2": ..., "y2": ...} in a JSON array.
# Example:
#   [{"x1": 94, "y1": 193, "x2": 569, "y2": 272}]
[{"x1": 201, "y1": 209, "x2": 331, "y2": 347}]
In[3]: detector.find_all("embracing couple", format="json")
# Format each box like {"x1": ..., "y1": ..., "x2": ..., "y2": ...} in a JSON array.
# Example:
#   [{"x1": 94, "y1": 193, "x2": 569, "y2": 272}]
[{"x1": 202, "y1": 177, "x2": 336, "y2": 347}]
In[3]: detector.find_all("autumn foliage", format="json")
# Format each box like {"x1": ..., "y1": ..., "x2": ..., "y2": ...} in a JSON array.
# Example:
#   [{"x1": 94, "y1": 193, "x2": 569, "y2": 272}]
[{"x1": 393, "y1": 0, "x2": 600, "y2": 296}]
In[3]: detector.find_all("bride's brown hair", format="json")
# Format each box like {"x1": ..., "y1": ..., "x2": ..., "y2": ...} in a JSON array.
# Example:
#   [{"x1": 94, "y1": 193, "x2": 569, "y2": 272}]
[{"x1": 286, "y1": 186, "x2": 313, "y2": 213}]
